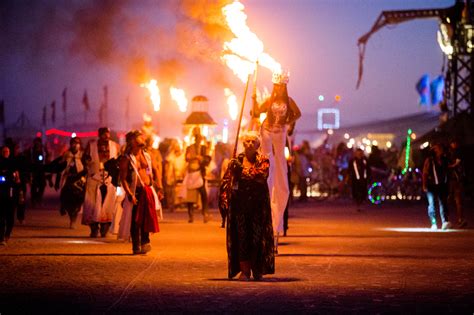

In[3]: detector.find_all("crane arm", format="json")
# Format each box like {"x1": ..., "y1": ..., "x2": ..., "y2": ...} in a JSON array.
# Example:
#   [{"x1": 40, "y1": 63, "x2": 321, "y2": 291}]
[{"x1": 356, "y1": 3, "x2": 463, "y2": 89}]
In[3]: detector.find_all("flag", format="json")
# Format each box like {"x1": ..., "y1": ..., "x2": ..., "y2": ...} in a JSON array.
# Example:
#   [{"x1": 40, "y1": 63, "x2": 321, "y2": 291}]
[
  {"x1": 0, "y1": 100, "x2": 4, "y2": 124},
  {"x1": 125, "y1": 95, "x2": 129, "y2": 119},
  {"x1": 62, "y1": 88, "x2": 67, "y2": 113},
  {"x1": 103, "y1": 85, "x2": 108, "y2": 109},
  {"x1": 99, "y1": 102, "x2": 104, "y2": 125},
  {"x1": 416, "y1": 74, "x2": 430, "y2": 106},
  {"x1": 42, "y1": 105, "x2": 47, "y2": 126},
  {"x1": 82, "y1": 90, "x2": 90, "y2": 111},
  {"x1": 51, "y1": 101, "x2": 56, "y2": 124}
]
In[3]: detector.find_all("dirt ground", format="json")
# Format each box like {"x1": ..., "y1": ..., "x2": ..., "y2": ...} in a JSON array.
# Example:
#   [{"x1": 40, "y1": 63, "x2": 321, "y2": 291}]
[{"x1": 1, "y1": 189, "x2": 473, "y2": 314}]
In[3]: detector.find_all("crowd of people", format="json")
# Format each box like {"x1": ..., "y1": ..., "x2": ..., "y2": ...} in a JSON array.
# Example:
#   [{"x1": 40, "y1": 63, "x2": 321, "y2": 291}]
[{"x1": 0, "y1": 76, "x2": 469, "y2": 281}]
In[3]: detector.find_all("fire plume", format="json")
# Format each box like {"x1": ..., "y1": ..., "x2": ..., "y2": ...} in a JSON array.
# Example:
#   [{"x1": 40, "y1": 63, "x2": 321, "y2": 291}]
[
  {"x1": 222, "y1": 1, "x2": 281, "y2": 82},
  {"x1": 224, "y1": 88, "x2": 239, "y2": 120},
  {"x1": 141, "y1": 79, "x2": 161, "y2": 112},
  {"x1": 170, "y1": 87, "x2": 188, "y2": 112}
]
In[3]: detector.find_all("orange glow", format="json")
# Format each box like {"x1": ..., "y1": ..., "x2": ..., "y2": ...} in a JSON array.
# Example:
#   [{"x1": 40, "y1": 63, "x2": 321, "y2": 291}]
[
  {"x1": 222, "y1": 1, "x2": 281, "y2": 82},
  {"x1": 141, "y1": 79, "x2": 161, "y2": 112},
  {"x1": 224, "y1": 88, "x2": 239, "y2": 120},
  {"x1": 170, "y1": 87, "x2": 188, "y2": 113},
  {"x1": 335, "y1": 95, "x2": 341, "y2": 102}
]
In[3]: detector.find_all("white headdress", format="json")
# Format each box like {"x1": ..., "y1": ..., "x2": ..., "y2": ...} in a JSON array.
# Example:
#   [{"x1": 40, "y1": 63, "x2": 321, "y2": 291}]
[{"x1": 272, "y1": 70, "x2": 290, "y2": 85}]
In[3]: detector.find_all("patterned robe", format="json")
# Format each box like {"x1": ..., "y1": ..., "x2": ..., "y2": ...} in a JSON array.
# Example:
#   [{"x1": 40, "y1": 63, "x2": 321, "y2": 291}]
[{"x1": 220, "y1": 153, "x2": 275, "y2": 279}]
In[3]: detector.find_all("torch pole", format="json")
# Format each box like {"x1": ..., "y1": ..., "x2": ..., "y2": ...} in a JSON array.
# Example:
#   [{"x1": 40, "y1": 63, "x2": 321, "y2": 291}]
[{"x1": 232, "y1": 73, "x2": 252, "y2": 158}]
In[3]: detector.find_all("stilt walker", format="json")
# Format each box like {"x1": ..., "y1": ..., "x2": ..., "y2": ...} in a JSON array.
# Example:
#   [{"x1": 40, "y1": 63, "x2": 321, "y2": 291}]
[{"x1": 252, "y1": 70, "x2": 302, "y2": 253}]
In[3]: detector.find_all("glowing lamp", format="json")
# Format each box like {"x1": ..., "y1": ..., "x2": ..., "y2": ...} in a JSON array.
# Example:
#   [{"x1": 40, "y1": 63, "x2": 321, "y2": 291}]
[
  {"x1": 335, "y1": 95, "x2": 341, "y2": 102},
  {"x1": 318, "y1": 95, "x2": 324, "y2": 102}
]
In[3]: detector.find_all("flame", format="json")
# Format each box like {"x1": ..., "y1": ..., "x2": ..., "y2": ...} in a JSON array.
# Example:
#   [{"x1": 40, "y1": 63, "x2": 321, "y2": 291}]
[
  {"x1": 170, "y1": 87, "x2": 188, "y2": 112},
  {"x1": 141, "y1": 79, "x2": 161, "y2": 112},
  {"x1": 224, "y1": 88, "x2": 239, "y2": 120},
  {"x1": 222, "y1": 1, "x2": 281, "y2": 82}
]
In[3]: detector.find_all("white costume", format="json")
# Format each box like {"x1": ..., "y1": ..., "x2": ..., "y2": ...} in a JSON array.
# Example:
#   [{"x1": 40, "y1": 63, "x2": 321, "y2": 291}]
[
  {"x1": 82, "y1": 140, "x2": 118, "y2": 225},
  {"x1": 261, "y1": 120, "x2": 289, "y2": 235}
]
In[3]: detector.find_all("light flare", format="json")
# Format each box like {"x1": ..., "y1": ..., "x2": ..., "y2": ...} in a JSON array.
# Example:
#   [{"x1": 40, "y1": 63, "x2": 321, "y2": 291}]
[
  {"x1": 170, "y1": 87, "x2": 188, "y2": 112},
  {"x1": 141, "y1": 79, "x2": 161, "y2": 112},
  {"x1": 224, "y1": 88, "x2": 239, "y2": 120}
]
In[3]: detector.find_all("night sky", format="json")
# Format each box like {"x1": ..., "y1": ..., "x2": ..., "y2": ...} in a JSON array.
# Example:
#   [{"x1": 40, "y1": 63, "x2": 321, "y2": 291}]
[{"x1": 0, "y1": 0, "x2": 452, "y2": 139}]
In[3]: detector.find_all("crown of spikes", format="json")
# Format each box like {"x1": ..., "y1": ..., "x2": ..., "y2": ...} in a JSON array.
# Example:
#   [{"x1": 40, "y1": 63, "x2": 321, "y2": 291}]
[{"x1": 272, "y1": 70, "x2": 290, "y2": 85}]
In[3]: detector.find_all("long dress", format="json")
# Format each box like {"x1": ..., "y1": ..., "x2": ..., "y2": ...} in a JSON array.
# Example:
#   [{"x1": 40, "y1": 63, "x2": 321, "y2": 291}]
[
  {"x1": 58, "y1": 151, "x2": 86, "y2": 220},
  {"x1": 220, "y1": 152, "x2": 275, "y2": 279}
]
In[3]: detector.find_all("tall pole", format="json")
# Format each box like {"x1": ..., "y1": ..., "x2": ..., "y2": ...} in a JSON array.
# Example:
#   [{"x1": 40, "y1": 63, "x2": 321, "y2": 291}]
[{"x1": 232, "y1": 74, "x2": 251, "y2": 158}]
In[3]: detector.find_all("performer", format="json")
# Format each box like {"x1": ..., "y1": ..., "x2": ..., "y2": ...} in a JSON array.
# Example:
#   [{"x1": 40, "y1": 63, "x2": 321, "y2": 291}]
[
  {"x1": 252, "y1": 71, "x2": 301, "y2": 247},
  {"x1": 219, "y1": 131, "x2": 274, "y2": 281},
  {"x1": 82, "y1": 127, "x2": 120, "y2": 238},
  {"x1": 183, "y1": 127, "x2": 211, "y2": 223},
  {"x1": 118, "y1": 130, "x2": 160, "y2": 255},
  {"x1": 55, "y1": 137, "x2": 87, "y2": 229}
]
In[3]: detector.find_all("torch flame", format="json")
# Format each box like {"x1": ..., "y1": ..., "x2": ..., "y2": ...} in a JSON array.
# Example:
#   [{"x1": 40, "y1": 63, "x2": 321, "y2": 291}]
[
  {"x1": 224, "y1": 88, "x2": 239, "y2": 120},
  {"x1": 222, "y1": 1, "x2": 281, "y2": 82},
  {"x1": 170, "y1": 87, "x2": 188, "y2": 112},
  {"x1": 141, "y1": 79, "x2": 161, "y2": 112}
]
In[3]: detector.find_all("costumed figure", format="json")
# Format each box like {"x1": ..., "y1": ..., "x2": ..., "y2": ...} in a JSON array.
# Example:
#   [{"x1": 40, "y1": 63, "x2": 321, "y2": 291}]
[
  {"x1": 164, "y1": 139, "x2": 185, "y2": 212},
  {"x1": 82, "y1": 127, "x2": 120, "y2": 237},
  {"x1": 252, "y1": 71, "x2": 301, "y2": 248},
  {"x1": 118, "y1": 130, "x2": 161, "y2": 255},
  {"x1": 183, "y1": 127, "x2": 212, "y2": 223},
  {"x1": 219, "y1": 131, "x2": 275, "y2": 281},
  {"x1": 55, "y1": 137, "x2": 87, "y2": 229}
]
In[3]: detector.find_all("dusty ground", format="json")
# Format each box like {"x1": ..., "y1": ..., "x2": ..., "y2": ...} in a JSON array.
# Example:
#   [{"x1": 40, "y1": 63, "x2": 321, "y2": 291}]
[{"x1": 1, "y1": 189, "x2": 473, "y2": 314}]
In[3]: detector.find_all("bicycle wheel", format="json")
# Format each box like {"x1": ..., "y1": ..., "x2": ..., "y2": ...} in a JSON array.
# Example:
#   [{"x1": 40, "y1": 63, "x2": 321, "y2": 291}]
[{"x1": 368, "y1": 182, "x2": 386, "y2": 205}]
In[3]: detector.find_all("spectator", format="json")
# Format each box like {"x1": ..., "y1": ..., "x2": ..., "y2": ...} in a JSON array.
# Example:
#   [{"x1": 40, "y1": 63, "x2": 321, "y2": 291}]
[
  {"x1": 447, "y1": 139, "x2": 467, "y2": 228},
  {"x1": 348, "y1": 148, "x2": 371, "y2": 211},
  {"x1": 0, "y1": 146, "x2": 19, "y2": 245},
  {"x1": 422, "y1": 143, "x2": 451, "y2": 230}
]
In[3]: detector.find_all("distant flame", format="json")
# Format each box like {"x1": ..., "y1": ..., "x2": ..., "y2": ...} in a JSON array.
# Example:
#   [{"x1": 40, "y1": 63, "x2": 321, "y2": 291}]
[
  {"x1": 222, "y1": 1, "x2": 281, "y2": 82},
  {"x1": 170, "y1": 87, "x2": 188, "y2": 112},
  {"x1": 141, "y1": 79, "x2": 160, "y2": 112},
  {"x1": 224, "y1": 88, "x2": 239, "y2": 120}
]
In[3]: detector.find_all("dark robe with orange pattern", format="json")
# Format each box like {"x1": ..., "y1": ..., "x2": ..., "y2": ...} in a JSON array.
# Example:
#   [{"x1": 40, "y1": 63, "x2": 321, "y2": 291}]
[{"x1": 220, "y1": 152, "x2": 275, "y2": 279}]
